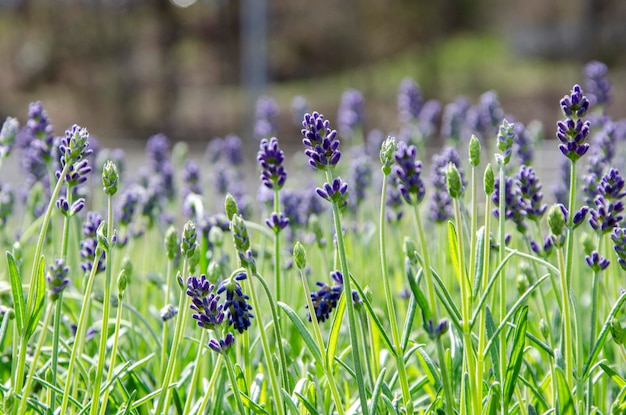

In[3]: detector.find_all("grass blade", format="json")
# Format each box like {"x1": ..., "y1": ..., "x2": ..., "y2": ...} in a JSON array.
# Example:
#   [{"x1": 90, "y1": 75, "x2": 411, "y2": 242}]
[
  {"x1": 25, "y1": 255, "x2": 46, "y2": 340},
  {"x1": 472, "y1": 226, "x2": 485, "y2": 298},
  {"x1": 349, "y1": 274, "x2": 394, "y2": 353},
  {"x1": 503, "y1": 306, "x2": 528, "y2": 406},
  {"x1": 281, "y1": 389, "x2": 300, "y2": 415},
  {"x1": 415, "y1": 345, "x2": 441, "y2": 390},
  {"x1": 368, "y1": 367, "x2": 387, "y2": 415},
  {"x1": 277, "y1": 301, "x2": 323, "y2": 365},
  {"x1": 326, "y1": 292, "x2": 346, "y2": 369},
  {"x1": 6, "y1": 251, "x2": 25, "y2": 336},
  {"x1": 294, "y1": 391, "x2": 320, "y2": 415},
  {"x1": 555, "y1": 366, "x2": 575, "y2": 415},
  {"x1": 485, "y1": 306, "x2": 500, "y2": 383},
  {"x1": 447, "y1": 221, "x2": 462, "y2": 284},
  {"x1": 600, "y1": 362, "x2": 626, "y2": 389}
]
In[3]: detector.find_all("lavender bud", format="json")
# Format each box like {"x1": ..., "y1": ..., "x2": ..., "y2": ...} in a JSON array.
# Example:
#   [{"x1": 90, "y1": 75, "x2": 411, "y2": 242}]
[
  {"x1": 181, "y1": 221, "x2": 197, "y2": 259},
  {"x1": 165, "y1": 226, "x2": 179, "y2": 260},
  {"x1": 117, "y1": 270, "x2": 128, "y2": 299},
  {"x1": 0, "y1": 116, "x2": 19, "y2": 158},
  {"x1": 208, "y1": 226, "x2": 224, "y2": 248},
  {"x1": 224, "y1": 193, "x2": 239, "y2": 221},
  {"x1": 585, "y1": 251, "x2": 610, "y2": 273},
  {"x1": 548, "y1": 204, "x2": 566, "y2": 236},
  {"x1": 316, "y1": 178, "x2": 349, "y2": 212},
  {"x1": 121, "y1": 256, "x2": 133, "y2": 284},
  {"x1": 102, "y1": 161, "x2": 119, "y2": 196},
  {"x1": 294, "y1": 241, "x2": 307, "y2": 270},
  {"x1": 160, "y1": 304, "x2": 178, "y2": 321},
  {"x1": 47, "y1": 258, "x2": 70, "y2": 302},
  {"x1": 403, "y1": 237, "x2": 418, "y2": 264},
  {"x1": 484, "y1": 164, "x2": 494, "y2": 195},
  {"x1": 446, "y1": 163, "x2": 464, "y2": 199},
  {"x1": 469, "y1": 134, "x2": 481, "y2": 167},
  {"x1": 495, "y1": 119, "x2": 515, "y2": 165},
  {"x1": 257, "y1": 137, "x2": 287, "y2": 190},
  {"x1": 380, "y1": 136, "x2": 397, "y2": 176}
]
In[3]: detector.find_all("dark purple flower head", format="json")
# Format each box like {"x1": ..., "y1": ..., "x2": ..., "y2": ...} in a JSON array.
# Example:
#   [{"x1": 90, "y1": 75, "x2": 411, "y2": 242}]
[
  {"x1": 584, "y1": 61, "x2": 611, "y2": 108},
  {"x1": 217, "y1": 273, "x2": 253, "y2": 334},
  {"x1": 556, "y1": 118, "x2": 591, "y2": 161},
  {"x1": 583, "y1": 155, "x2": 606, "y2": 205},
  {"x1": 349, "y1": 153, "x2": 372, "y2": 208},
  {"x1": 187, "y1": 274, "x2": 224, "y2": 330},
  {"x1": 208, "y1": 332, "x2": 235, "y2": 354},
  {"x1": 585, "y1": 251, "x2": 610, "y2": 273},
  {"x1": 599, "y1": 168, "x2": 626, "y2": 200},
  {"x1": 427, "y1": 319, "x2": 449, "y2": 340},
  {"x1": 316, "y1": 177, "x2": 349, "y2": 212},
  {"x1": 265, "y1": 212, "x2": 289, "y2": 233},
  {"x1": 26, "y1": 101, "x2": 55, "y2": 158},
  {"x1": 337, "y1": 89, "x2": 366, "y2": 139},
  {"x1": 514, "y1": 122, "x2": 534, "y2": 166},
  {"x1": 493, "y1": 176, "x2": 528, "y2": 233},
  {"x1": 302, "y1": 112, "x2": 341, "y2": 170},
  {"x1": 589, "y1": 195, "x2": 623, "y2": 234},
  {"x1": 56, "y1": 196, "x2": 85, "y2": 217},
  {"x1": 160, "y1": 304, "x2": 178, "y2": 321},
  {"x1": 255, "y1": 96, "x2": 279, "y2": 140},
  {"x1": 560, "y1": 84, "x2": 590, "y2": 118},
  {"x1": 611, "y1": 227, "x2": 626, "y2": 271},
  {"x1": 393, "y1": 141, "x2": 425, "y2": 205},
  {"x1": 80, "y1": 212, "x2": 106, "y2": 273},
  {"x1": 516, "y1": 166, "x2": 546, "y2": 221},
  {"x1": 397, "y1": 78, "x2": 423, "y2": 124},
  {"x1": 307, "y1": 270, "x2": 344, "y2": 323},
  {"x1": 47, "y1": 258, "x2": 69, "y2": 301},
  {"x1": 206, "y1": 134, "x2": 243, "y2": 165},
  {"x1": 257, "y1": 137, "x2": 287, "y2": 190}
]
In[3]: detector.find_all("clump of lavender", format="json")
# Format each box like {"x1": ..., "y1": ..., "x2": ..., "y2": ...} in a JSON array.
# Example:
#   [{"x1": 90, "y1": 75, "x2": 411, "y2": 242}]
[
  {"x1": 337, "y1": 88, "x2": 366, "y2": 141},
  {"x1": 429, "y1": 146, "x2": 465, "y2": 223},
  {"x1": 55, "y1": 124, "x2": 93, "y2": 217},
  {"x1": 145, "y1": 133, "x2": 175, "y2": 201},
  {"x1": 206, "y1": 134, "x2": 244, "y2": 166},
  {"x1": 187, "y1": 274, "x2": 224, "y2": 330},
  {"x1": 217, "y1": 272, "x2": 253, "y2": 333},
  {"x1": 611, "y1": 227, "x2": 626, "y2": 271},
  {"x1": 397, "y1": 77, "x2": 423, "y2": 124},
  {"x1": 513, "y1": 122, "x2": 534, "y2": 166},
  {"x1": 589, "y1": 168, "x2": 626, "y2": 234},
  {"x1": 492, "y1": 175, "x2": 528, "y2": 233},
  {"x1": 393, "y1": 141, "x2": 425, "y2": 205},
  {"x1": 80, "y1": 212, "x2": 106, "y2": 273},
  {"x1": 316, "y1": 178, "x2": 349, "y2": 212},
  {"x1": 468, "y1": 91, "x2": 504, "y2": 142},
  {"x1": 255, "y1": 95, "x2": 279, "y2": 140},
  {"x1": 182, "y1": 160, "x2": 202, "y2": 197},
  {"x1": 556, "y1": 84, "x2": 590, "y2": 162},
  {"x1": 584, "y1": 60, "x2": 611, "y2": 109}
]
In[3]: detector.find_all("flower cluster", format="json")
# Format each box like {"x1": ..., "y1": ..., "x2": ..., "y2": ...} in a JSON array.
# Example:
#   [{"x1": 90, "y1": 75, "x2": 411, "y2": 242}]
[
  {"x1": 217, "y1": 272, "x2": 254, "y2": 333},
  {"x1": 338, "y1": 88, "x2": 366, "y2": 140},
  {"x1": 585, "y1": 251, "x2": 610, "y2": 273},
  {"x1": 441, "y1": 96, "x2": 469, "y2": 143},
  {"x1": 187, "y1": 275, "x2": 224, "y2": 330},
  {"x1": 584, "y1": 60, "x2": 611, "y2": 108},
  {"x1": 302, "y1": 112, "x2": 341, "y2": 170},
  {"x1": 316, "y1": 178, "x2": 349, "y2": 212},
  {"x1": 397, "y1": 78, "x2": 423, "y2": 124},
  {"x1": 349, "y1": 152, "x2": 373, "y2": 209},
  {"x1": 429, "y1": 146, "x2": 464, "y2": 223},
  {"x1": 517, "y1": 166, "x2": 546, "y2": 222},
  {"x1": 589, "y1": 168, "x2": 625, "y2": 234},
  {"x1": 0, "y1": 117, "x2": 19, "y2": 158},
  {"x1": 308, "y1": 271, "x2": 344, "y2": 322},
  {"x1": 80, "y1": 212, "x2": 106, "y2": 273},
  {"x1": 254, "y1": 96, "x2": 279, "y2": 140},
  {"x1": 393, "y1": 141, "x2": 425, "y2": 205},
  {"x1": 611, "y1": 228, "x2": 626, "y2": 271},
  {"x1": 46, "y1": 258, "x2": 70, "y2": 301},
  {"x1": 257, "y1": 137, "x2": 287, "y2": 190},
  {"x1": 208, "y1": 333, "x2": 235, "y2": 354},
  {"x1": 495, "y1": 119, "x2": 515, "y2": 165},
  {"x1": 556, "y1": 84, "x2": 591, "y2": 162}
]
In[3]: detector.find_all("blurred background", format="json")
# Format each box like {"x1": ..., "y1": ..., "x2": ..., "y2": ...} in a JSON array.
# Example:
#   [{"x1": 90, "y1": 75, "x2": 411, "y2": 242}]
[{"x1": 0, "y1": 0, "x2": 625, "y2": 152}]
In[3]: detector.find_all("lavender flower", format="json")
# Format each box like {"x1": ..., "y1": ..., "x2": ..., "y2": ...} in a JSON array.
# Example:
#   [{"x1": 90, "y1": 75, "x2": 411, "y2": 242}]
[
  {"x1": 217, "y1": 272, "x2": 253, "y2": 333},
  {"x1": 255, "y1": 96, "x2": 279, "y2": 140},
  {"x1": 469, "y1": 91, "x2": 503, "y2": 142},
  {"x1": 265, "y1": 212, "x2": 289, "y2": 233},
  {"x1": 80, "y1": 212, "x2": 106, "y2": 273},
  {"x1": 386, "y1": 172, "x2": 404, "y2": 223},
  {"x1": 417, "y1": 99, "x2": 442, "y2": 140},
  {"x1": 349, "y1": 153, "x2": 372, "y2": 209},
  {"x1": 25, "y1": 101, "x2": 55, "y2": 160},
  {"x1": 493, "y1": 176, "x2": 528, "y2": 233},
  {"x1": 397, "y1": 78, "x2": 423, "y2": 124},
  {"x1": 429, "y1": 146, "x2": 465, "y2": 223},
  {"x1": 308, "y1": 271, "x2": 344, "y2": 322},
  {"x1": 393, "y1": 141, "x2": 425, "y2": 205},
  {"x1": 46, "y1": 258, "x2": 69, "y2": 301},
  {"x1": 206, "y1": 134, "x2": 244, "y2": 166},
  {"x1": 557, "y1": 85, "x2": 591, "y2": 162},
  {"x1": 257, "y1": 137, "x2": 287, "y2": 190},
  {"x1": 145, "y1": 134, "x2": 175, "y2": 200},
  {"x1": 585, "y1": 251, "x2": 610, "y2": 272},
  {"x1": 611, "y1": 227, "x2": 626, "y2": 271},
  {"x1": 187, "y1": 275, "x2": 224, "y2": 330},
  {"x1": 496, "y1": 119, "x2": 515, "y2": 165},
  {"x1": 302, "y1": 112, "x2": 341, "y2": 170},
  {"x1": 513, "y1": 122, "x2": 534, "y2": 166},
  {"x1": 0, "y1": 117, "x2": 19, "y2": 158},
  {"x1": 208, "y1": 333, "x2": 235, "y2": 354},
  {"x1": 582, "y1": 156, "x2": 605, "y2": 205},
  {"x1": 589, "y1": 168, "x2": 625, "y2": 234},
  {"x1": 316, "y1": 177, "x2": 349, "y2": 212},
  {"x1": 441, "y1": 96, "x2": 469, "y2": 143},
  {"x1": 552, "y1": 159, "x2": 570, "y2": 205},
  {"x1": 182, "y1": 160, "x2": 202, "y2": 196},
  {"x1": 584, "y1": 60, "x2": 611, "y2": 108},
  {"x1": 337, "y1": 88, "x2": 366, "y2": 140},
  {"x1": 516, "y1": 166, "x2": 546, "y2": 221},
  {"x1": 160, "y1": 304, "x2": 179, "y2": 321}
]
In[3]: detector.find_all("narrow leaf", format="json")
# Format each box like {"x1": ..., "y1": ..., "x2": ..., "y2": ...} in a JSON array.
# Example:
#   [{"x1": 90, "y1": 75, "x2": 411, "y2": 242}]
[
  {"x1": 349, "y1": 275, "x2": 394, "y2": 353},
  {"x1": 473, "y1": 226, "x2": 486, "y2": 298},
  {"x1": 25, "y1": 255, "x2": 46, "y2": 340},
  {"x1": 326, "y1": 292, "x2": 346, "y2": 369},
  {"x1": 485, "y1": 382, "x2": 500, "y2": 415},
  {"x1": 294, "y1": 392, "x2": 320, "y2": 415},
  {"x1": 555, "y1": 366, "x2": 575, "y2": 415},
  {"x1": 415, "y1": 345, "x2": 441, "y2": 390},
  {"x1": 504, "y1": 306, "x2": 528, "y2": 405},
  {"x1": 368, "y1": 367, "x2": 387, "y2": 415},
  {"x1": 6, "y1": 252, "x2": 25, "y2": 336},
  {"x1": 600, "y1": 363, "x2": 626, "y2": 389},
  {"x1": 406, "y1": 265, "x2": 431, "y2": 333},
  {"x1": 447, "y1": 221, "x2": 461, "y2": 284},
  {"x1": 485, "y1": 307, "x2": 500, "y2": 382},
  {"x1": 281, "y1": 389, "x2": 300, "y2": 415},
  {"x1": 278, "y1": 301, "x2": 323, "y2": 365},
  {"x1": 240, "y1": 391, "x2": 270, "y2": 414}
]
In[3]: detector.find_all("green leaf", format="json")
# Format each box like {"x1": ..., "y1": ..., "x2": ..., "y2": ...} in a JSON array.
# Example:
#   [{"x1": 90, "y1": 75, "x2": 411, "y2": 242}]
[
  {"x1": 235, "y1": 363, "x2": 250, "y2": 396},
  {"x1": 294, "y1": 392, "x2": 320, "y2": 415},
  {"x1": 415, "y1": 345, "x2": 441, "y2": 390},
  {"x1": 447, "y1": 221, "x2": 462, "y2": 284},
  {"x1": 485, "y1": 307, "x2": 500, "y2": 383},
  {"x1": 277, "y1": 302, "x2": 323, "y2": 366},
  {"x1": 368, "y1": 367, "x2": 387, "y2": 415},
  {"x1": 473, "y1": 226, "x2": 486, "y2": 298},
  {"x1": 6, "y1": 252, "x2": 25, "y2": 336},
  {"x1": 118, "y1": 390, "x2": 136, "y2": 415},
  {"x1": 583, "y1": 291, "x2": 626, "y2": 380},
  {"x1": 484, "y1": 382, "x2": 500, "y2": 415},
  {"x1": 240, "y1": 391, "x2": 270, "y2": 414},
  {"x1": 281, "y1": 389, "x2": 300, "y2": 415},
  {"x1": 503, "y1": 306, "x2": 528, "y2": 405},
  {"x1": 326, "y1": 292, "x2": 346, "y2": 369},
  {"x1": 600, "y1": 363, "x2": 626, "y2": 389},
  {"x1": 406, "y1": 266, "x2": 431, "y2": 334},
  {"x1": 555, "y1": 366, "x2": 575, "y2": 415},
  {"x1": 349, "y1": 275, "x2": 394, "y2": 353},
  {"x1": 25, "y1": 255, "x2": 46, "y2": 341}
]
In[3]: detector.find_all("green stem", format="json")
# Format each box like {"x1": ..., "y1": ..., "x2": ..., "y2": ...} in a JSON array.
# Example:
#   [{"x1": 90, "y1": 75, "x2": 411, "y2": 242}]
[
  {"x1": 379, "y1": 176, "x2": 413, "y2": 413},
  {"x1": 497, "y1": 163, "x2": 508, "y2": 414},
  {"x1": 556, "y1": 245, "x2": 573, "y2": 390},
  {"x1": 98, "y1": 288, "x2": 126, "y2": 415},
  {"x1": 325, "y1": 168, "x2": 369, "y2": 415},
  {"x1": 59, "y1": 248, "x2": 102, "y2": 414},
  {"x1": 160, "y1": 258, "x2": 174, "y2": 382},
  {"x1": 274, "y1": 189, "x2": 282, "y2": 306},
  {"x1": 155, "y1": 259, "x2": 190, "y2": 414},
  {"x1": 90, "y1": 196, "x2": 114, "y2": 415},
  {"x1": 17, "y1": 302, "x2": 54, "y2": 415},
  {"x1": 413, "y1": 204, "x2": 454, "y2": 413},
  {"x1": 197, "y1": 354, "x2": 224, "y2": 415},
  {"x1": 222, "y1": 346, "x2": 248, "y2": 415},
  {"x1": 586, "y1": 235, "x2": 604, "y2": 412},
  {"x1": 246, "y1": 266, "x2": 285, "y2": 415},
  {"x1": 298, "y1": 268, "x2": 345, "y2": 415},
  {"x1": 182, "y1": 330, "x2": 207, "y2": 415},
  {"x1": 563, "y1": 161, "x2": 577, "y2": 388}
]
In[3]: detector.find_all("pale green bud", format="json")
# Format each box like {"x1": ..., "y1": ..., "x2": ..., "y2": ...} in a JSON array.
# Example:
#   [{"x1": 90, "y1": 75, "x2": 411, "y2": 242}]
[
  {"x1": 469, "y1": 134, "x2": 481, "y2": 167},
  {"x1": 484, "y1": 164, "x2": 494, "y2": 196},
  {"x1": 293, "y1": 241, "x2": 307, "y2": 270}
]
